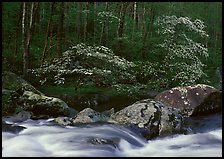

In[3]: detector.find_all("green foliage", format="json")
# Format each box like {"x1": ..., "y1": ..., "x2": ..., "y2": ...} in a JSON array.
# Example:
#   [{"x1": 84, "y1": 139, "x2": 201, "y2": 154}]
[
  {"x1": 153, "y1": 15, "x2": 209, "y2": 87},
  {"x1": 29, "y1": 43, "x2": 136, "y2": 87},
  {"x1": 2, "y1": 2, "x2": 222, "y2": 92}
]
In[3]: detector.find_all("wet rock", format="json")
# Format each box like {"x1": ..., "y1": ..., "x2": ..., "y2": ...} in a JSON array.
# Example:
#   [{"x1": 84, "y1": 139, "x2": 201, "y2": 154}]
[
  {"x1": 55, "y1": 117, "x2": 73, "y2": 126},
  {"x1": 72, "y1": 108, "x2": 109, "y2": 124},
  {"x1": 2, "y1": 121, "x2": 26, "y2": 134},
  {"x1": 109, "y1": 99, "x2": 188, "y2": 139},
  {"x1": 155, "y1": 84, "x2": 221, "y2": 116},
  {"x1": 191, "y1": 91, "x2": 222, "y2": 116},
  {"x1": 101, "y1": 108, "x2": 115, "y2": 117},
  {"x1": 87, "y1": 137, "x2": 119, "y2": 148},
  {"x1": 2, "y1": 111, "x2": 32, "y2": 123}
]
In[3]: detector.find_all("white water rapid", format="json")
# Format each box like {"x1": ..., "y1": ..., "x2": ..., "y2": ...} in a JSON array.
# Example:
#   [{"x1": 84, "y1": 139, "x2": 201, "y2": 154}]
[{"x1": 2, "y1": 113, "x2": 222, "y2": 157}]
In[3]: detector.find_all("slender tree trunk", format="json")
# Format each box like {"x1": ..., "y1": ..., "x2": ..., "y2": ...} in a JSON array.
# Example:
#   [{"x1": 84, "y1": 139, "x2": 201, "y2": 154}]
[
  {"x1": 142, "y1": 6, "x2": 155, "y2": 60},
  {"x1": 117, "y1": 3, "x2": 126, "y2": 39},
  {"x1": 41, "y1": 2, "x2": 54, "y2": 66},
  {"x1": 132, "y1": 2, "x2": 137, "y2": 40},
  {"x1": 116, "y1": 2, "x2": 129, "y2": 56},
  {"x1": 57, "y1": 2, "x2": 64, "y2": 58},
  {"x1": 100, "y1": 2, "x2": 108, "y2": 45},
  {"x1": 83, "y1": 2, "x2": 89, "y2": 43},
  {"x1": 50, "y1": 23, "x2": 53, "y2": 48},
  {"x1": 76, "y1": 2, "x2": 82, "y2": 42},
  {"x1": 22, "y1": 2, "x2": 26, "y2": 51},
  {"x1": 141, "y1": 4, "x2": 148, "y2": 60},
  {"x1": 64, "y1": 2, "x2": 69, "y2": 49},
  {"x1": 23, "y1": 2, "x2": 34, "y2": 79},
  {"x1": 14, "y1": 3, "x2": 23, "y2": 58},
  {"x1": 93, "y1": 2, "x2": 97, "y2": 44}
]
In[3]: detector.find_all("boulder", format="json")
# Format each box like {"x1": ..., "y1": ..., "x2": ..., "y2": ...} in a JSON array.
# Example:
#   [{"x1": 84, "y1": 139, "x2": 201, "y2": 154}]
[
  {"x1": 54, "y1": 117, "x2": 73, "y2": 126},
  {"x1": 2, "y1": 121, "x2": 26, "y2": 134},
  {"x1": 154, "y1": 84, "x2": 222, "y2": 116},
  {"x1": 109, "y1": 99, "x2": 188, "y2": 139},
  {"x1": 2, "y1": 111, "x2": 32, "y2": 123},
  {"x1": 2, "y1": 71, "x2": 73, "y2": 118},
  {"x1": 12, "y1": 90, "x2": 70, "y2": 117},
  {"x1": 2, "y1": 71, "x2": 42, "y2": 95},
  {"x1": 72, "y1": 108, "x2": 109, "y2": 124},
  {"x1": 54, "y1": 108, "x2": 112, "y2": 126}
]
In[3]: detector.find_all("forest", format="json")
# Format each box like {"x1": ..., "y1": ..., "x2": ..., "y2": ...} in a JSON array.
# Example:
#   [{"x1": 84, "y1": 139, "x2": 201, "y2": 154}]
[{"x1": 2, "y1": 2, "x2": 222, "y2": 95}]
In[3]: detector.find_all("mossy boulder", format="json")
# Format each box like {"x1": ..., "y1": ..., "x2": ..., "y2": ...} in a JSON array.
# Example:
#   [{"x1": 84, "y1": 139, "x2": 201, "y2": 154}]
[
  {"x1": 2, "y1": 71, "x2": 42, "y2": 95},
  {"x1": 2, "y1": 71, "x2": 71, "y2": 117},
  {"x1": 13, "y1": 90, "x2": 69, "y2": 117},
  {"x1": 154, "y1": 84, "x2": 222, "y2": 116}
]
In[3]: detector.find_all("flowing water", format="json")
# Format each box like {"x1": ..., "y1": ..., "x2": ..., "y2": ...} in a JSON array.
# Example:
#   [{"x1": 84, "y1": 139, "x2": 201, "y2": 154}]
[{"x1": 2, "y1": 113, "x2": 222, "y2": 157}]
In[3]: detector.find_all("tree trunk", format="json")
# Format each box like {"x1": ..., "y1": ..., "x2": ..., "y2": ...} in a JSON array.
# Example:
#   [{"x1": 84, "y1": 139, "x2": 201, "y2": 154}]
[
  {"x1": 23, "y1": 2, "x2": 34, "y2": 79},
  {"x1": 140, "y1": 4, "x2": 148, "y2": 60},
  {"x1": 76, "y1": 2, "x2": 82, "y2": 42},
  {"x1": 93, "y1": 2, "x2": 97, "y2": 44},
  {"x1": 117, "y1": 3, "x2": 126, "y2": 39},
  {"x1": 116, "y1": 2, "x2": 129, "y2": 56},
  {"x1": 41, "y1": 2, "x2": 54, "y2": 66},
  {"x1": 132, "y1": 2, "x2": 137, "y2": 40},
  {"x1": 22, "y1": 2, "x2": 26, "y2": 52},
  {"x1": 56, "y1": 2, "x2": 64, "y2": 58},
  {"x1": 100, "y1": 2, "x2": 108, "y2": 45},
  {"x1": 14, "y1": 3, "x2": 23, "y2": 57},
  {"x1": 64, "y1": 2, "x2": 69, "y2": 49},
  {"x1": 83, "y1": 2, "x2": 89, "y2": 43}
]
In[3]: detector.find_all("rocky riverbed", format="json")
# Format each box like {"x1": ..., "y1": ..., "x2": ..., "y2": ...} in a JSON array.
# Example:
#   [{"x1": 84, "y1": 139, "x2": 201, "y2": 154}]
[{"x1": 2, "y1": 71, "x2": 222, "y2": 157}]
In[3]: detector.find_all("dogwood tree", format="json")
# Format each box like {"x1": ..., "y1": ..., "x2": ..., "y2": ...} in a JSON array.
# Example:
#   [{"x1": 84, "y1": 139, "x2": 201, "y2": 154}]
[{"x1": 155, "y1": 15, "x2": 209, "y2": 87}]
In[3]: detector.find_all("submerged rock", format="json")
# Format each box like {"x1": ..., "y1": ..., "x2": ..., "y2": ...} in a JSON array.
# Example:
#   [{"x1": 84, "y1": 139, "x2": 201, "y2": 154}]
[
  {"x1": 2, "y1": 121, "x2": 26, "y2": 134},
  {"x1": 155, "y1": 84, "x2": 222, "y2": 116},
  {"x1": 109, "y1": 99, "x2": 188, "y2": 139}
]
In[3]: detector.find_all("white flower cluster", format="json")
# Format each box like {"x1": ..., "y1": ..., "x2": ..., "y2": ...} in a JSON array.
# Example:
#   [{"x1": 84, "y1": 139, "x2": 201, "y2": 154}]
[
  {"x1": 70, "y1": 43, "x2": 136, "y2": 70},
  {"x1": 97, "y1": 11, "x2": 119, "y2": 24},
  {"x1": 30, "y1": 43, "x2": 135, "y2": 86},
  {"x1": 155, "y1": 15, "x2": 209, "y2": 86},
  {"x1": 157, "y1": 15, "x2": 209, "y2": 38}
]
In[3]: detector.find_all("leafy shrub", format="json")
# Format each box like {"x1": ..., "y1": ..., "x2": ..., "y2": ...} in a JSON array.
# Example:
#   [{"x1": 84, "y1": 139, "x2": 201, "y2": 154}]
[
  {"x1": 28, "y1": 43, "x2": 136, "y2": 87},
  {"x1": 154, "y1": 15, "x2": 209, "y2": 87}
]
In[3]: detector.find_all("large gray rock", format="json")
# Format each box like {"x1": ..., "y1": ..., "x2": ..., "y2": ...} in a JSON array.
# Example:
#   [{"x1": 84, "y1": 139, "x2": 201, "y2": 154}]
[
  {"x1": 109, "y1": 99, "x2": 188, "y2": 139},
  {"x1": 155, "y1": 84, "x2": 222, "y2": 116}
]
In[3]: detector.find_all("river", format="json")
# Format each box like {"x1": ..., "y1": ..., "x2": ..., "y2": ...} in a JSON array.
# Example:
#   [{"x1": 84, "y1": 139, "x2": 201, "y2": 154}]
[{"x1": 2, "y1": 113, "x2": 222, "y2": 157}]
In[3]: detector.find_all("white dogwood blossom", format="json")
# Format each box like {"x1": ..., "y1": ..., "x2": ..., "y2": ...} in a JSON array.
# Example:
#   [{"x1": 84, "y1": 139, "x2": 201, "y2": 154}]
[
  {"x1": 29, "y1": 44, "x2": 135, "y2": 86},
  {"x1": 155, "y1": 15, "x2": 209, "y2": 86}
]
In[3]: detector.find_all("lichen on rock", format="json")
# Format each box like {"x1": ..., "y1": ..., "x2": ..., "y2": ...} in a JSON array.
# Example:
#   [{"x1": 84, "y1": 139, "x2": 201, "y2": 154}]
[
  {"x1": 109, "y1": 99, "x2": 188, "y2": 139},
  {"x1": 155, "y1": 84, "x2": 222, "y2": 116}
]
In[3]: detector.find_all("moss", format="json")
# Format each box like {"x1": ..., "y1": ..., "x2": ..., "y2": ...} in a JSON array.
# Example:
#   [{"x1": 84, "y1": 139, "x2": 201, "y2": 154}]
[
  {"x1": 2, "y1": 89, "x2": 16, "y2": 115},
  {"x1": 2, "y1": 71, "x2": 42, "y2": 94}
]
